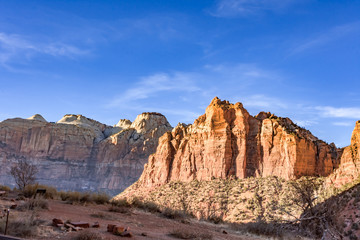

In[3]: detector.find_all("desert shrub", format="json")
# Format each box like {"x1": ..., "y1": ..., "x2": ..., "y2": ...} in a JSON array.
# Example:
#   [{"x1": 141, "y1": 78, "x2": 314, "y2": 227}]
[
  {"x1": 80, "y1": 192, "x2": 92, "y2": 203},
  {"x1": 109, "y1": 205, "x2": 131, "y2": 214},
  {"x1": 10, "y1": 159, "x2": 38, "y2": 190},
  {"x1": 90, "y1": 212, "x2": 113, "y2": 220},
  {"x1": 23, "y1": 184, "x2": 58, "y2": 199},
  {"x1": 73, "y1": 230, "x2": 104, "y2": 240},
  {"x1": 61, "y1": 191, "x2": 82, "y2": 204},
  {"x1": 0, "y1": 213, "x2": 39, "y2": 237},
  {"x1": 352, "y1": 223, "x2": 359, "y2": 230},
  {"x1": 169, "y1": 228, "x2": 213, "y2": 239},
  {"x1": 92, "y1": 192, "x2": 110, "y2": 204},
  {"x1": 0, "y1": 185, "x2": 11, "y2": 192},
  {"x1": 60, "y1": 191, "x2": 109, "y2": 205},
  {"x1": 129, "y1": 197, "x2": 145, "y2": 208},
  {"x1": 111, "y1": 198, "x2": 131, "y2": 208},
  {"x1": 17, "y1": 197, "x2": 49, "y2": 211},
  {"x1": 161, "y1": 207, "x2": 186, "y2": 219},
  {"x1": 207, "y1": 215, "x2": 223, "y2": 224},
  {"x1": 232, "y1": 221, "x2": 284, "y2": 237},
  {"x1": 130, "y1": 197, "x2": 161, "y2": 213},
  {"x1": 142, "y1": 201, "x2": 161, "y2": 213},
  {"x1": 59, "y1": 191, "x2": 69, "y2": 201}
]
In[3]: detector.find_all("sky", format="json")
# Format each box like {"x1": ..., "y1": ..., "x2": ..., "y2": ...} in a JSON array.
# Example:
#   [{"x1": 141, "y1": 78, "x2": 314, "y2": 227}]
[{"x1": 0, "y1": 0, "x2": 360, "y2": 147}]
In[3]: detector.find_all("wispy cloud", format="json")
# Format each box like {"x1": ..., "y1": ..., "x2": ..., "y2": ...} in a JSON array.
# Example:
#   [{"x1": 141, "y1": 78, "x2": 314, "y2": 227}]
[
  {"x1": 315, "y1": 106, "x2": 360, "y2": 119},
  {"x1": 107, "y1": 63, "x2": 284, "y2": 123},
  {"x1": 108, "y1": 72, "x2": 202, "y2": 107},
  {"x1": 332, "y1": 121, "x2": 354, "y2": 127},
  {"x1": 240, "y1": 94, "x2": 288, "y2": 110},
  {"x1": 0, "y1": 32, "x2": 89, "y2": 67},
  {"x1": 293, "y1": 119, "x2": 318, "y2": 127},
  {"x1": 204, "y1": 63, "x2": 282, "y2": 84},
  {"x1": 291, "y1": 21, "x2": 360, "y2": 54},
  {"x1": 109, "y1": 63, "x2": 283, "y2": 107},
  {"x1": 209, "y1": 0, "x2": 298, "y2": 18}
]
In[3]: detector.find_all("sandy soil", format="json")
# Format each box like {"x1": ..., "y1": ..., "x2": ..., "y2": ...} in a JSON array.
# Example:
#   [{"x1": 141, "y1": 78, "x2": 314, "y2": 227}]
[{"x1": 0, "y1": 196, "x2": 263, "y2": 240}]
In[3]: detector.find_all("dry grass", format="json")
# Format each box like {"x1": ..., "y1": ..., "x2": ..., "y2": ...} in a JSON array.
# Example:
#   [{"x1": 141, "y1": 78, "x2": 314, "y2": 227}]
[
  {"x1": 161, "y1": 207, "x2": 187, "y2": 220},
  {"x1": 23, "y1": 183, "x2": 58, "y2": 199},
  {"x1": 60, "y1": 191, "x2": 110, "y2": 205},
  {"x1": 73, "y1": 230, "x2": 105, "y2": 240},
  {"x1": 111, "y1": 198, "x2": 131, "y2": 208},
  {"x1": 92, "y1": 192, "x2": 110, "y2": 204},
  {"x1": 17, "y1": 197, "x2": 49, "y2": 211},
  {"x1": 108, "y1": 205, "x2": 131, "y2": 214},
  {"x1": 169, "y1": 228, "x2": 213, "y2": 239},
  {"x1": 90, "y1": 212, "x2": 114, "y2": 220},
  {"x1": 130, "y1": 197, "x2": 161, "y2": 213},
  {"x1": 231, "y1": 221, "x2": 285, "y2": 238},
  {"x1": 0, "y1": 185, "x2": 11, "y2": 192},
  {"x1": 0, "y1": 212, "x2": 42, "y2": 238}
]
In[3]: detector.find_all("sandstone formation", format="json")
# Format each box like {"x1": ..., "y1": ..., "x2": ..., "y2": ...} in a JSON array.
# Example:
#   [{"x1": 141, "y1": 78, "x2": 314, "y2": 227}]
[
  {"x1": 329, "y1": 121, "x2": 360, "y2": 186},
  {"x1": 0, "y1": 113, "x2": 172, "y2": 194},
  {"x1": 124, "y1": 97, "x2": 340, "y2": 191}
]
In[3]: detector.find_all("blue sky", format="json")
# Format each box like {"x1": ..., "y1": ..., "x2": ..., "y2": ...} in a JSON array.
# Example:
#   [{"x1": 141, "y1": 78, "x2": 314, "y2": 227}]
[{"x1": 0, "y1": 0, "x2": 360, "y2": 147}]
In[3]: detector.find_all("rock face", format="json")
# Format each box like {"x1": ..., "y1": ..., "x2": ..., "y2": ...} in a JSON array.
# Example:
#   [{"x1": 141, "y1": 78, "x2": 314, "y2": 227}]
[
  {"x1": 0, "y1": 113, "x2": 172, "y2": 194},
  {"x1": 133, "y1": 97, "x2": 339, "y2": 189},
  {"x1": 329, "y1": 121, "x2": 360, "y2": 186}
]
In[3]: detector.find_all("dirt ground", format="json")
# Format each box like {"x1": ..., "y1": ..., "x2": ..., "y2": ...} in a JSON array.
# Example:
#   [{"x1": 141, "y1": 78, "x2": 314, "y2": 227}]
[{"x1": 0, "y1": 195, "x2": 264, "y2": 240}]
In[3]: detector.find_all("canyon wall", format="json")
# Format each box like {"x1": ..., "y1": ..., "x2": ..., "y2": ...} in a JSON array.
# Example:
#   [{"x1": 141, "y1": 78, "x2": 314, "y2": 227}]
[
  {"x1": 0, "y1": 113, "x2": 172, "y2": 195},
  {"x1": 329, "y1": 120, "x2": 360, "y2": 186},
  {"x1": 126, "y1": 97, "x2": 340, "y2": 192}
]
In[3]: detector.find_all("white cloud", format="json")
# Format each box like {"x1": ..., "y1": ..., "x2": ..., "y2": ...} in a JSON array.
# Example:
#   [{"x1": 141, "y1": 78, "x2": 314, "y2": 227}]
[
  {"x1": 108, "y1": 72, "x2": 202, "y2": 107},
  {"x1": 315, "y1": 106, "x2": 360, "y2": 119},
  {"x1": 293, "y1": 119, "x2": 318, "y2": 127},
  {"x1": 209, "y1": 0, "x2": 297, "y2": 18},
  {"x1": 0, "y1": 32, "x2": 88, "y2": 66},
  {"x1": 332, "y1": 121, "x2": 354, "y2": 127},
  {"x1": 204, "y1": 63, "x2": 282, "y2": 83},
  {"x1": 291, "y1": 21, "x2": 360, "y2": 54},
  {"x1": 240, "y1": 94, "x2": 288, "y2": 110},
  {"x1": 106, "y1": 63, "x2": 288, "y2": 126}
]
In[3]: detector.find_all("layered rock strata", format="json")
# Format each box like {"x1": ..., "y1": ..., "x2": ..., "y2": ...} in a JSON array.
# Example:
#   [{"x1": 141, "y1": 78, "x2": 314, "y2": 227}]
[
  {"x1": 0, "y1": 113, "x2": 172, "y2": 194},
  {"x1": 329, "y1": 121, "x2": 360, "y2": 186},
  {"x1": 126, "y1": 97, "x2": 339, "y2": 191}
]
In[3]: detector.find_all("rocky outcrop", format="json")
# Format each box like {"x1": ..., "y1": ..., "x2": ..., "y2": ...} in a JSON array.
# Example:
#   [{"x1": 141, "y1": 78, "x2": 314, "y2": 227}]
[
  {"x1": 329, "y1": 121, "x2": 360, "y2": 186},
  {"x1": 126, "y1": 97, "x2": 339, "y2": 191},
  {"x1": 0, "y1": 113, "x2": 172, "y2": 194}
]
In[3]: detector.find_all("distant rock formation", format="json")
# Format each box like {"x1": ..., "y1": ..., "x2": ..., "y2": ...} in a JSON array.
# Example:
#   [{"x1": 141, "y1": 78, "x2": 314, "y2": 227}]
[
  {"x1": 0, "y1": 113, "x2": 172, "y2": 194},
  {"x1": 122, "y1": 97, "x2": 340, "y2": 194},
  {"x1": 329, "y1": 121, "x2": 360, "y2": 186}
]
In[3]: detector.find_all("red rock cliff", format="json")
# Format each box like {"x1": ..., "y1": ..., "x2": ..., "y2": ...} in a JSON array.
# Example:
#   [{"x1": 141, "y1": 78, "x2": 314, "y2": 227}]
[
  {"x1": 329, "y1": 121, "x2": 360, "y2": 186},
  {"x1": 135, "y1": 97, "x2": 339, "y2": 189}
]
